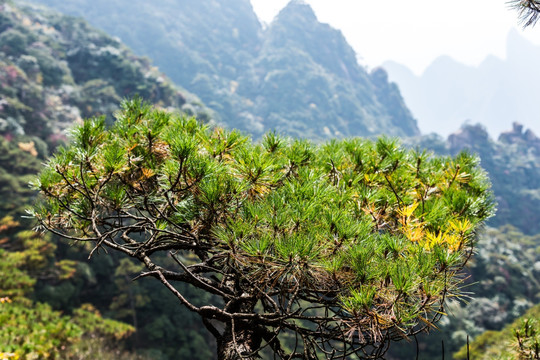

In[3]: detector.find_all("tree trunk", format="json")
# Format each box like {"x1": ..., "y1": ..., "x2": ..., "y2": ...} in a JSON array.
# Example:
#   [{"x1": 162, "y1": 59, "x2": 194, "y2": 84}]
[{"x1": 217, "y1": 324, "x2": 262, "y2": 360}]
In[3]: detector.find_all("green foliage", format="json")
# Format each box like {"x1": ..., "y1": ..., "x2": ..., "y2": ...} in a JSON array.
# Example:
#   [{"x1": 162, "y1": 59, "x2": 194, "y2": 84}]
[
  {"x1": 454, "y1": 303, "x2": 540, "y2": 359},
  {"x1": 0, "y1": 5, "x2": 214, "y2": 355},
  {"x1": 0, "y1": 300, "x2": 137, "y2": 360},
  {"x1": 0, "y1": 300, "x2": 82, "y2": 359},
  {"x1": 32, "y1": 99, "x2": 494, "y2": 358},
  {"x1": 0, "y1": 136, "x2": 46, "y2": 220},
  {"x1": 0, "y1": 248, "x2": 36, "y2": 299},
  {"x1": 390, "y1": 124, "x2": 540, "y2": 359},
  {"x1": 386, "y1": 223, "x2": 540, "y2": 359},
  {"x1": 513, "y1": 317, "x2": 540, "y2": 359},
  {"x1": 0, "y1": 0, "x2": 208, "y2": 142},
  {"x1": 470, "y1": 226, "x2": 540, "y2": 311},
  {"x1": 409, "y1": 123, "x2": 540, "y2": 235},
  {"x1": 72, "y1": 304, "x2": 135, "y2": 340},
  {"x1": 0, "y1": 213, "x2": 137, "y2": 360}
]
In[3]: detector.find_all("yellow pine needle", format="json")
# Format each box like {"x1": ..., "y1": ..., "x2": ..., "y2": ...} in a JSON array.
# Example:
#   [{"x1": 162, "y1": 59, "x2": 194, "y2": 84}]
[
  {"x1": 397, "y1": 202, "x2": 419, "y2": 219},
  {"x1": 364, "y1": 174, "x2": 370, "y2": 184},
  {"x1": 373, "y1": 313, "x2": 395, "y2": 329},
  {"x1": 140, "y1": 167, "x2": 155, "y2": 180},
  {"x1": 418, "y1": 315, "x2": 439, "y2": 329},
  {"x1": 449, "y1": 219, "x2": 472, "y2": 234},
  {"x1": 423, "y1": 231, "x2": 444, "y2": 250},
  {"x1": 405, "y1": 227, "x2": 424, "y2": 243},
  {"x1": 422, "y1": 230, "x2": 463, "y2": 252}
]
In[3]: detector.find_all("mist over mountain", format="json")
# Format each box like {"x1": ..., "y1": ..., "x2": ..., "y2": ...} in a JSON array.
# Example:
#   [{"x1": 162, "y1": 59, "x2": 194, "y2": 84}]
[
  {"x1": 25, "y1": 0, "x2": 419, "y2": 139},
  {"x1": 384, "y1": 29, "x2": 540, "y2": 138}
]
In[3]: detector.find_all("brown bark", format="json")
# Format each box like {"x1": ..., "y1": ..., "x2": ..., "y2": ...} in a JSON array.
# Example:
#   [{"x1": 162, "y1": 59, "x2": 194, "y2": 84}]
[{"x1": 217, "y1": 324, "x2": 262, "y2": 360}]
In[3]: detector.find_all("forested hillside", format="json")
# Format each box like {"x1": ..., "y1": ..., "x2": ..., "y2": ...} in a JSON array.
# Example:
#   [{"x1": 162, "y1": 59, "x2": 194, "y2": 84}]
[
  {"x1": 0, "y1": 1, "x2": 213, "y2": 358},
  {"x1": 454, "y1": 303, "x2": 540, "y2": 359},
  {"x1": 0, "y1": 0, "x2": 211, "y2": 220},
  {"x1": 24, "y1": 0, "x2": 419, "y2": 139}
]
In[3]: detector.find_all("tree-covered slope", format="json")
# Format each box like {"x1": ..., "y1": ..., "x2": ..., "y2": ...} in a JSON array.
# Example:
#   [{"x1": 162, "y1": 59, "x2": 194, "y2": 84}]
[
  {"x1": 454, "y1": 303, "x2": 540, "y2": 359},
  {"x1": 0, "y1": 1, "x2": 214, "y2": 358},
  {"x1": 0, "y1": 0, "x2": 210, "y2": 217},
  {"x1": 0, "y1": 0, "x2": 209, "y2": 144},
  {"x1": 4, "y1": 1, "x2": 538, "y2": 359},
  {"x1": 23, "y1": 0, "x2": 419, "y2": 139}
]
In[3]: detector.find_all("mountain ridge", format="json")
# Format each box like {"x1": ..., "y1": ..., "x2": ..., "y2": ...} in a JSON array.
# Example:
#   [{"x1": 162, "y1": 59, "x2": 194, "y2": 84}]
[
  {"x1": 24, "y1": 0, "x2": 419, "y2": 139},
  {"x1": 384, "y1": 29, "x2": 540, "y2": 138}
]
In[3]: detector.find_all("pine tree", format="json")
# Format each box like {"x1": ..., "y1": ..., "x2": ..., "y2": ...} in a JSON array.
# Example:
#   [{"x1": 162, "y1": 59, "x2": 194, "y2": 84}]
[{"x1": 31, "y1": 98, "x2": 495, "y2": 359}]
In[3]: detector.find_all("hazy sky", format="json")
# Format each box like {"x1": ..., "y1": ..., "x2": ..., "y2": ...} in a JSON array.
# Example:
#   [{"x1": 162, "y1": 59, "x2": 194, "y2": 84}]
[{"x1": 251, "y1": 0, "x2": 540, "y2": 74}]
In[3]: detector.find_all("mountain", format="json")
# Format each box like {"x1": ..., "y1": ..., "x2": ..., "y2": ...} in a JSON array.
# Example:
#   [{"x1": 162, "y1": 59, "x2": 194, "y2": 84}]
[
  {"x1": 0, "y1": 0, "x2": 212, "y2": 222},
  {"x1": 384, "y1": 29, "x2": 540, "y2": 138},
  {"x1": 5, "y1": 1, "x2": 538, "y2": 359},
  {"x1": 0, "y1": 1, "x2": 209, "y2": 143},
  {"x1": 0, "y1": 0, "x2": 210, "y2": 220},
  {"x1": 23, "y1": 0, "x2": 419, "y2": 139}
]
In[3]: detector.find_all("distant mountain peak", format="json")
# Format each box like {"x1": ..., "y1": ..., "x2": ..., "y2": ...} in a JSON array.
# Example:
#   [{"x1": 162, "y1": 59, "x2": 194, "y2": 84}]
[
  {"x1": 25, "y1": 0, "x2": 419, "y2": 139},
  {"x1": 276, "y1": 0, "x2": 317, "y2": 22},
  {"x1": 506, "y1": 28, "x2": 538, "y2": 60},
  {"x1": 383, "y1": 28, "x2": 540, "y2": 138}
]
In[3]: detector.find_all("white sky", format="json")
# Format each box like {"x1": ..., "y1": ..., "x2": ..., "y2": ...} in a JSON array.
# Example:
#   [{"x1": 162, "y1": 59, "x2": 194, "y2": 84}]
[{"x1": 250, "y1": 0, "x2": 540, "y2": 75}]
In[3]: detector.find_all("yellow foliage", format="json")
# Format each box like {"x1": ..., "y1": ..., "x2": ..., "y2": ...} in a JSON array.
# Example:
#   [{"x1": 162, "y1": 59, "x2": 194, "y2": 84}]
[
  {"x1": 140, "y1": 167, "x2": 155, "y2": 180},
  {"x1": 17, "y1": 141, "x2": 38, "y2": 157},
  {"x1": 397, "y1": 202, "x2": 419, "y2": 220},
  {"x1": 397, "y1": 202, "x2": 420, "y2": 231},
  {"x1": 449, "y1": 219, "x2": 472, "y2": 234},
  {"x1": 0, "y1": 353, "x2": 19, "y2": 360},
  {"x1": 422, "y1": 230, "x2": 463, "y2": 252},
  {"x1": 403, "y1": 226, "x2": 424, "y2": 243}
]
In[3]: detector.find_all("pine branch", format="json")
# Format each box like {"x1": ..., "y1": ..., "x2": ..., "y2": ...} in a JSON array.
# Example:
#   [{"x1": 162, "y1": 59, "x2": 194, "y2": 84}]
[{"x1": 509, "y1": 0, "x2": 540, "y2": 27}]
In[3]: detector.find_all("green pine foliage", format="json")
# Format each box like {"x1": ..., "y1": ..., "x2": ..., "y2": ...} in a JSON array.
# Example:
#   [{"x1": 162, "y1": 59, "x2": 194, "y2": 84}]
[
  {"x1": 385, "y1": 224, "x2": 540, "y2": 359},
  {"x1": 0, "y1": 0, "x2": 533, "y2": 357},
  {"x1": 31, "y1": 99, "x2": 494, "y2": 358},
  {"x1": 390, "y1": 123, "x2": 540, "y2": 358},
  {"x1": 408, "y1": 123, "x2": 540, "y2": 235},
  {"x1": 454, "y1": 303, "x2": 540, "y2": 359}
]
